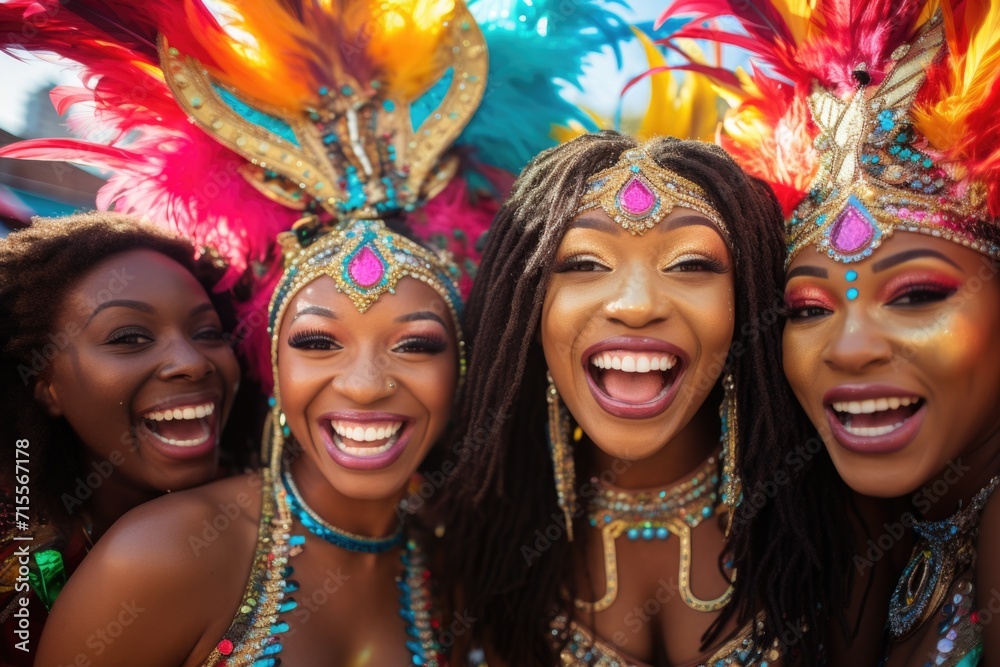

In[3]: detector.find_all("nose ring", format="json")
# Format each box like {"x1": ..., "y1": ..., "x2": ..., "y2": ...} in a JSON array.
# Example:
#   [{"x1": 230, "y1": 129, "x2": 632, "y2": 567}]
[{"x1": 387, "y1": 380, "x2": 397, "y2": 390}]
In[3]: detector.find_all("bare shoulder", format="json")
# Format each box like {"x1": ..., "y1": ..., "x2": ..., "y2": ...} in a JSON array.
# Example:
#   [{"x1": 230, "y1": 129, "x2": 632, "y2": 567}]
[{"x1": 35, "y1": 472, "x2": 264, "y2": 667}]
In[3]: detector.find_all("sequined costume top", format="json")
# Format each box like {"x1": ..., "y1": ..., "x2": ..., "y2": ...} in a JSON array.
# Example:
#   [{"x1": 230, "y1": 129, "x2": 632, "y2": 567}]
[
  {"x1": 553, "y1": 615, "x2": 781, "y2": 667},
  {"x1": 199, "y1": 468, "x2": 296, "y2": 666}
]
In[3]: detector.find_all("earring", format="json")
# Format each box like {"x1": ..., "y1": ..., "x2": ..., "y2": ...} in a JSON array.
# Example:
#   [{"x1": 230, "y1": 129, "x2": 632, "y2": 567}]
[
  {"x1": 546, "y1": 371, "x2": 578, "y2": 542},
  {"x1": 720, "y1": 374, "x2": 742, "y2": 535}
]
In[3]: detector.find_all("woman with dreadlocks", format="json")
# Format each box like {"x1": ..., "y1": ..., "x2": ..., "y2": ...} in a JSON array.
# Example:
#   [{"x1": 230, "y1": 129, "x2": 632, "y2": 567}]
[{"x1": 440, "y1": 131, "x2": 855, "y2": 666}]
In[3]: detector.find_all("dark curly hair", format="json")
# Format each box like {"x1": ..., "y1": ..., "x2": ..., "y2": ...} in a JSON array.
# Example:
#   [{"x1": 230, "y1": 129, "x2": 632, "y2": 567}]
[
  {"x1": 0, "y1": 211, "x2": 263, "y2": 532},
  {"x1": 436, "y1": 132, "x2": 854, "y2": 665}
]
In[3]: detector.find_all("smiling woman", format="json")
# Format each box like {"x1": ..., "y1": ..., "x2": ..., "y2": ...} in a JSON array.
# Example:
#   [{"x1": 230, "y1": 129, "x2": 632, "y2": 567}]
[
  {"x1": 0, "y1": 211, "x2": 243, "y2": 662},
  {"x1": 439, "y1": 132, "x2": 840, "y2": 666},
  {"x1": 676, "y1": 0, "x2": 1000, "y2": 664}
]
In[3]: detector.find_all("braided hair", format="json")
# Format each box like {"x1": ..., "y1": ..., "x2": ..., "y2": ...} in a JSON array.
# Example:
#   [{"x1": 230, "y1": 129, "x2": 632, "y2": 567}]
[{"x1": 437, "y1": 132, "x2": 854, "y2": 665}]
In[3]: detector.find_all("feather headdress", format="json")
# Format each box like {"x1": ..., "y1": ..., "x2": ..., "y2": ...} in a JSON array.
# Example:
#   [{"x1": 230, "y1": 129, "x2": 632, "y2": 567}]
[
  {"x1": 658, "y1": 0, "x2": 1000, "y2": 265},
  {"x1": 0, "y1": 0, "x2": 632, "y2": 384}
]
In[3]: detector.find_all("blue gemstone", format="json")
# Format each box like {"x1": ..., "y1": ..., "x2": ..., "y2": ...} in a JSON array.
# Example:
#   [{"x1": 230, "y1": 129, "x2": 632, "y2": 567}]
[
  {"x1": 656, "y1": 527, "x2": 669, "y2": 539},
  {"x1": 847, "y1": 288, "x2": 859, "y2": 300},
  {"x1": 642, "y1": 527, "x2": 654, "y2": 540},
  {"x1": 627, "y1": 528, "x2": 640, "y2": 541},
  {"x1": 701, "y1": 506, "x2": 713, "y2": 518}
]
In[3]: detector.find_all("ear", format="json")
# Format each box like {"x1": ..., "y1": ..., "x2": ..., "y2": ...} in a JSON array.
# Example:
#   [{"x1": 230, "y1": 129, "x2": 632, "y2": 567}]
[{"x1": 33, "y1": 377, "x2": 63, "y2": 418}]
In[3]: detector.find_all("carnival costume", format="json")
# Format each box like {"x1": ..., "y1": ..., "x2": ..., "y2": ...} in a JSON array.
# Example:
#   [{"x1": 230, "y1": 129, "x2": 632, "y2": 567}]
[
  {"x1": 545, "y1": 177, "x2": 780, "y2": 665},
  {"x1": 657, "y1": 0, "x2": 1000, "y2": 663},
  {"x1": 0, "y1": 0, "x2": 638, "y2": 663}
]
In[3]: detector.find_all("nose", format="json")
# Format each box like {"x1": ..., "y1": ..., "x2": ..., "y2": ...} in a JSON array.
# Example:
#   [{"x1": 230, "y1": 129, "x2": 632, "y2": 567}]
[
  {"x1": 158, "y1": 335, "x2": 216, "y2": 382},
  {"x1": 603, "y1": 264, "x2": 669, "y2": 328},
  {"x1": 329, "y1": 349, "x2": 395, "y2": 405},
  {"x1": 822, "y1": 308, "x2": 894, "y2": 374}
]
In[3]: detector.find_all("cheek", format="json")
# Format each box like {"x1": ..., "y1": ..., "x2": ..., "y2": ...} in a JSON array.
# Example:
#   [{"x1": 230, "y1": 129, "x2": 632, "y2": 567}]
[
  {"x1": 781, "y1": 327, "x2": 823, "y2": 406},
  {"x1": 417, "y1": 359, "x2": 458, "y2": 433},
  {"x1": 275, "y1": 353, "x2": 329, "y2": 422}
]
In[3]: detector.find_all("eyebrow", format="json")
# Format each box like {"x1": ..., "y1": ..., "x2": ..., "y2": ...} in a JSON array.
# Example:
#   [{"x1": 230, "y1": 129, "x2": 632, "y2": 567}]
[
  {"x1": 872, "y1": 248, "x2": 962, "y2": 273},
  {"x1": 290, "y1": 305, "x2": 338, "y2": 322},
  {"x1": 190, "y1": 303, "x2": 216, "y2": 317},
  {"x1": 397, "y1": 310, "x2": 448, "y2": 327},
  {"x1": 660, "y1": 214, "x2": 720, "y2": 235},
  {"x1": 86, "y1": 299, "x2": 154, "y2": 326},
  {"x1": 568, "y1": 215, "x2": 619, "y2": 234},
  {"x1": 785, "y1": 265, "x2": 829, "y2": 282}
]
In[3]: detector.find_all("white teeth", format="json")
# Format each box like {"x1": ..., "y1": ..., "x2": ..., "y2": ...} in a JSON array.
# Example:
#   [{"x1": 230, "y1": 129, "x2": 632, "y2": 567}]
[
  {"x1": 844, "y1": 422, "x2": 905, "y2": 437},
  {"x1": 331, "y1": 421, "x2": 403, "y2": 443},
  {"x1": 333, "y1": 430, "x2": 401, "y2": 457},
  {"x1": 589, "y1": 352, "x2": 678, "y2": 373},
  {"x1": 143, "y1": 403, "x2": 215, "y2": 422},
  {"x1": 831, "y1": 396, "x2": 921, "y2": 415}
]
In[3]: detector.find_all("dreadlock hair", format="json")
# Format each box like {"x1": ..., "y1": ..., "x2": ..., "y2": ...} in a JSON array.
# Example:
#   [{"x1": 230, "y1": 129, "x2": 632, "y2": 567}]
[
  {"x1": 436, "y1": 131, "x2": 855, "y2": 665},
  {"x1": 0, "y1": 211, "x2": 263, "y2": 536}
]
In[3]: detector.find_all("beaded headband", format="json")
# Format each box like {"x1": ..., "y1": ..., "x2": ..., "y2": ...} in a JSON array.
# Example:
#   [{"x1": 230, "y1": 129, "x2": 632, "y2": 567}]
[
  {"x1": 576, "y1": 148, "x2": 729, "y2": 241},
  {"x1": 786, "y1": 15, "x2": 1000, "y2": 266},
  {"x1": 267, "y1": 217, "x2": 466, "y2": 408}
]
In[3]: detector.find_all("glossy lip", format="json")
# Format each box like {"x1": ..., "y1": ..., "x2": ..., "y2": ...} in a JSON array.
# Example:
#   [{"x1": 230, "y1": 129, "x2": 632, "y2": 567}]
[
  {"x1": 822, "y1": 384, "x2": 927, "y2": 455},
  {"x1": 580, "y1": 336, "x2": 689, "y2": 420},
  {"x1": 318, "y1": 410, "x2": 414, "y2": 471},
  {"x1": 133, "y1": 390, "x2": 224, "y2": 461}
]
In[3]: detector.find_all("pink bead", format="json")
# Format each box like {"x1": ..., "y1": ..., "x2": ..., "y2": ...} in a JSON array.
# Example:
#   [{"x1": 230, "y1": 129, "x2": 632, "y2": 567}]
[
  {"x1": 218, "y1": 639, "x2": 234, "y2": 655},
  {"x1": 617, "y1": 177, "x2": 657, "y2": 217},
  {"x1": 830, "y1": 204, "x2": 874, "y2": 253},
  {"x1": 348, "y1": 246, "x2": 385, "y2": 288}
]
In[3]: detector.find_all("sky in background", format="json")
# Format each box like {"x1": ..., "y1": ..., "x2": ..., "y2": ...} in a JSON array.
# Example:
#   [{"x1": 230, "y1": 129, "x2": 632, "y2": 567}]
[{"x1": 0, "y1": 0, "x2": 688, "y2": 137}]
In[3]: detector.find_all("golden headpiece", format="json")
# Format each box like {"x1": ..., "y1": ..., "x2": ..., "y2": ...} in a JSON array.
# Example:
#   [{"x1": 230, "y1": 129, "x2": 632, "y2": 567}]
[
  {"x1": 576, "y1": 148, "x2": 728, "y2": 240},
  {"x1": 662, "y1": 1, "x2": 1000, "y2": 267}
]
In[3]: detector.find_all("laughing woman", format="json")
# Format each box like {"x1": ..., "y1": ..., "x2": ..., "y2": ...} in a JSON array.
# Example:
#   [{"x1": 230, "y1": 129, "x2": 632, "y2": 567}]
[
  {"x1": 441, "y1": 132, "x2": 851, "y2": 665},
  {"x1": 0, "y1": 0, "x2": 639, "y2": 662},
  {"x1": 0, "y1": 212, "x2": 243, "y2": 662},
  {"x1": 668, "y1": 0, "x2": 1000, "y2": 664}
]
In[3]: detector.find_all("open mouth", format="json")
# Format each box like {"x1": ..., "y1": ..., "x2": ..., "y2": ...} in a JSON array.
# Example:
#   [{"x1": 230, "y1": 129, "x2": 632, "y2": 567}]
[
  {"x1": 828, "y1": 396, "x2": 923, "y2": 437},
  {"x1": 589, "y1": 351, "x2": 680, "y2": 404},
  {"x1": 823, "y1": 390, "x2": 926, "y2": 454},
  {"x1": 329, "y1": 420, "x2": 404, "y2": 457},
  {"x1": 141, "y1": 402, "x2": 215, "y2": 448},
  {"x1": 581, "y1": 338, "x2": 687, "y2": 420},
  {"x1": 318, "y1": 412, "x2": 413, "y2": 471}
]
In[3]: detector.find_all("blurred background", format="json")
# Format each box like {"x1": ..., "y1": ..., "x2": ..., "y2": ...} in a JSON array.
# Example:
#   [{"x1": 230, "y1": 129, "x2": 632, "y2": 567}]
[{"x1": 0, "y1": 0, "x2": 734, "y2": 234}]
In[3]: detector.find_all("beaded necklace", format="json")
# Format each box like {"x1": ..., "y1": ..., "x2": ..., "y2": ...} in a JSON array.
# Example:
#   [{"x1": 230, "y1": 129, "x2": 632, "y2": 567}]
[
  {"x1": 279, "y1": 471, "x2": 446, "y2": 667},
  {"x1": 282, "y1": 471, "x2": 404, "y2": 553},
  {"x1": 576, "y1": 453, "x2": 733, "y2": 613},
  {"x1": 886, "y1": 474, "x2": 999, "y2": 658}
]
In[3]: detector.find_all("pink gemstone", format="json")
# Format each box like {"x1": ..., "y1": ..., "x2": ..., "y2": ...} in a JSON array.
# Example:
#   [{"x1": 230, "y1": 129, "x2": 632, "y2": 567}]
[
  {"x1": 617, "y1": 177, "x2": 657, "y2": 217},
  {"x1": 830, "y1": 204, "x2": 875, "y2": 253},
  {"x1": 348, "y1": 245, "x2": 385, "y2": 288}
]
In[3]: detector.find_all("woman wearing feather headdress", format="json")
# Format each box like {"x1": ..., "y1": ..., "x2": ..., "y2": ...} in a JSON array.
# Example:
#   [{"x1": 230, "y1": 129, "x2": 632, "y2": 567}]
[
  {"x1": 661, "y1": 0, "x2": 1000, "y2": 664},
  {"x1": 0, "y1": 0, "x2": 635, "y2": 663}
]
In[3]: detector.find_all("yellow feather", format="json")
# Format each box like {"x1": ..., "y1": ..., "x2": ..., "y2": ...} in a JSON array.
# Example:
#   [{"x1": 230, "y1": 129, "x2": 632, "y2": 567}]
[
  {"x1": 363, "y1": 0, "x2": 457, "y2": 100},
  {"x1": 914, "y1": 0, "x2": 1000, "y2": 153},
  {"x1": 632, "y1": 29, "x2": 725, "y2": 141},
  {"x1": 770, "y1": 0, "x2": 819, "y2": 46}
]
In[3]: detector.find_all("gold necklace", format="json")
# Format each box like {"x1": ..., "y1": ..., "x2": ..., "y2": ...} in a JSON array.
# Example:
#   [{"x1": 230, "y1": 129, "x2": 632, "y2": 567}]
[{"x1": 575, "y1": 454, "x2": 734, "y2": 613}]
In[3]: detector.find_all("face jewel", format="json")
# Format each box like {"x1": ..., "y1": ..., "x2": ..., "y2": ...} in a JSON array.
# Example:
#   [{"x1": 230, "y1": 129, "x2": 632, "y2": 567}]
[
  {"x1": 830, "y1": 195, "x2": 877, "y2": 254},
  {"x1": 347, "y1": 245, "x2": 386, "y2": 288},
  {"x1": 617, "y1": 177, "x2": 657, "y2": 218}
]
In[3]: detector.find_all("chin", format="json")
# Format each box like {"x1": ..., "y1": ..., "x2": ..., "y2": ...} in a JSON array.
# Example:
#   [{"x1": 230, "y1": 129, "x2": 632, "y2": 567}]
[{"x1": 828, "y1": 450, "x2": 923, "y2": 499}]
